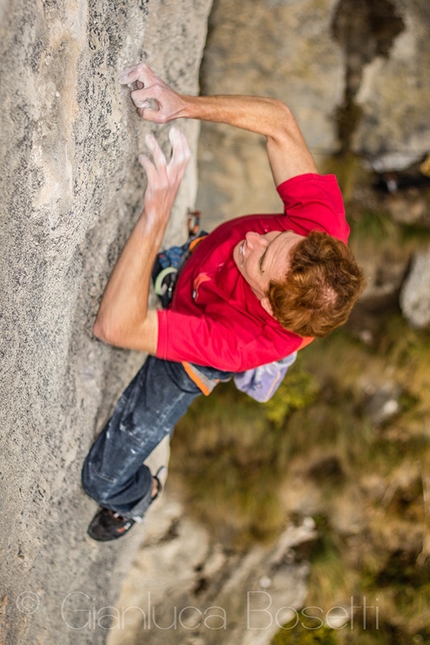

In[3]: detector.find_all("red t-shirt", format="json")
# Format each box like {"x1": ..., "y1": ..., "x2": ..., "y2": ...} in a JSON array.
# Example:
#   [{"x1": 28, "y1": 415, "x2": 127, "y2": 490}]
[{"x1": 156, "y1": 173, "x2": 349, "y2": 372}]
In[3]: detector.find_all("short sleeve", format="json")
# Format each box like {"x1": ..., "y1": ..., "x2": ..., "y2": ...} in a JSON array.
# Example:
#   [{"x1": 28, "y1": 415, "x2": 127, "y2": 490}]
[{"x1": 277, "y1": 173, "x2": 350, "y2": 243}]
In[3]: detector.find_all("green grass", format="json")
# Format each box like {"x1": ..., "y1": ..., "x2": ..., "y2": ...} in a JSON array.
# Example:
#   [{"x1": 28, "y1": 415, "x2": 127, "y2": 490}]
[
  {"x1": 271, "y1": 621, "x2": 338, "y2": 645},
  {"x1": 170, "y1": 358, "x2": 319, "y2": 545},
  {"x1": 305, "y1": 515, "x2": 351, "y2": 606},
  {"x1": 349, "y1": 208, "x2": 394, "y2": 243}
]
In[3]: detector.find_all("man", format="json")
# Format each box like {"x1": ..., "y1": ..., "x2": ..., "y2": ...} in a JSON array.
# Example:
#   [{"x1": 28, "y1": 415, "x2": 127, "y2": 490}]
[{"x1": 82, "y1": 62, "x2": 365, "y2": 541}]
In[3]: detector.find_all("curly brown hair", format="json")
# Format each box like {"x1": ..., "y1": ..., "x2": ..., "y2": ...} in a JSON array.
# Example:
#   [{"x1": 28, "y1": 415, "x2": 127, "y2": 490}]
[{"x1": 267, "y1": 230, "x2": 366, "y2": 337}]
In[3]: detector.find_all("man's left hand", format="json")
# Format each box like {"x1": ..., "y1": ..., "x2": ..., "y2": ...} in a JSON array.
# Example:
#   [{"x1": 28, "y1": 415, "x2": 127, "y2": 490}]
[{"x1": 139, "y1": 127, "x2": 191, "y2": 230}]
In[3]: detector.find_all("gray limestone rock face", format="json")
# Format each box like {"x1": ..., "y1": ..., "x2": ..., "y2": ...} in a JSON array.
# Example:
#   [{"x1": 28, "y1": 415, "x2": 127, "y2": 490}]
[
  {"x1": 107, "y1": 495, "x2": 316, "y2": 645},
  {"x1": 353, "y1": 0, "x2": 430, "y2": 170},
  {"x1": 400, "y1": 245, "x2": 430, "y2": 329},
  {"x1": 0, "y1": 1, "x2": 212, "y2": 644},
  {"x1": 196, "y1": 0, "x2": 344, "y2": 226}
]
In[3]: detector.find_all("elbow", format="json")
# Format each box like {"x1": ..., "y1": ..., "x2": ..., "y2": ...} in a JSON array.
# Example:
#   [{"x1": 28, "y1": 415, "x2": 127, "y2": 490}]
[
  {"x1": 93, "y1": 316, "x2": 117, "y2": 345},
  {"x1": 267, "y1": 101, "x2": 297, "y2": 140},
  {"x1": 276, "y1": 100, "x2": 295, "y2": 125},
  {"x1": 93, "y1": 311, "x2": 155, "y2": 351},
  {"x1": 270, "y1": 98, "x2": 292, "y2": 115}
]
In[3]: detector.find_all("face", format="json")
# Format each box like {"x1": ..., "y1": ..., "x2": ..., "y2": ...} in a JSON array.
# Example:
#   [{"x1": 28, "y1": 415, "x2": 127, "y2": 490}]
[{"x1": 233, "y1": 230, "x2": 304, "y2": 313}]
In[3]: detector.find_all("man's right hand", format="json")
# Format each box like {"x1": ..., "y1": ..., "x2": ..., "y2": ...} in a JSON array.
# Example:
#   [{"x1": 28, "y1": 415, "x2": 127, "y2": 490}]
[{"x1": 120, "y1": 62, "x2": 186, "y2": 123}]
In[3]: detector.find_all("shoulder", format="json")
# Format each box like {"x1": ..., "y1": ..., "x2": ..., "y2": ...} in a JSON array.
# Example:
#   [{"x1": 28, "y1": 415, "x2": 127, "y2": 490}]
[
  {"x1": 277, "y1": 173, "x2": 349, "y2": 243},
  {"x1": 277, "y1": 173, "x2": 343, "y2": 208}
]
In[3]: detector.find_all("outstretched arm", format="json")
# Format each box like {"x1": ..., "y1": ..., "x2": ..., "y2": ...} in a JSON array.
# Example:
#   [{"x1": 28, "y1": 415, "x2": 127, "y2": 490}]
[
  {"x1": 120, "y1": 62, "x2": 317, "y2": 186},
  {"x1": 93, "y1": 127, "x2": 191, "y2": 352}
]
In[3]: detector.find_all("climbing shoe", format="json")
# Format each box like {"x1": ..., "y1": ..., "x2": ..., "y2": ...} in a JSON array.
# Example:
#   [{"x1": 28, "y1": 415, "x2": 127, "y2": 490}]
[{"x1": 87, "y1": 468, "x2": 164, "y2": 542}]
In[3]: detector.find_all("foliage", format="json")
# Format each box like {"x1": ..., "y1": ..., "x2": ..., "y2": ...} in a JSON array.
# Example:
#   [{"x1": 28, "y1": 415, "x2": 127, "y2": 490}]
[
  {"x1": 170, "y1": 358, "x2": 318, "y2": 545},
  {"x1": 349, "y1": 208, "x2": 394, "y2": 243},
  {"x1": 263, "y1": 368, "x2": 318, "y2": 428},
  {"x1": 270, "y1": 620, "x2": 337, "y2": 645}
]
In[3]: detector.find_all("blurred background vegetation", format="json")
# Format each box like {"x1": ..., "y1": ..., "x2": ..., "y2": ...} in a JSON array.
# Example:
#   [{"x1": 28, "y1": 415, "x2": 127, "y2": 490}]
[{"x1": 169, "y1": 163, "x2": 430, "y2": 644}]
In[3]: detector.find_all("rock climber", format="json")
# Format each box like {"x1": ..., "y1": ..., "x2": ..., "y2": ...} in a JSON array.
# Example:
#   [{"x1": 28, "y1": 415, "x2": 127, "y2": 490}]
[{"x1": 82, "y1": 62, "x2": 365, "y2": 541}]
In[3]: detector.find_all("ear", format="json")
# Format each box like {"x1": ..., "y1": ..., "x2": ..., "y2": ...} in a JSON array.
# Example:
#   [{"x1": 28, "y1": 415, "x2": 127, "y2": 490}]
[{"x1": 260, "y1": 296, "x2": 274, "y2": 317}]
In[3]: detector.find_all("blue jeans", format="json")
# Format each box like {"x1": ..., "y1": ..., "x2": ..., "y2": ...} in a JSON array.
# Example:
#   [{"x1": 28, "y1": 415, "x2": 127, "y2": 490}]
[{"x1": 82, "y1": 356, "x2": 232, "y2": 519}]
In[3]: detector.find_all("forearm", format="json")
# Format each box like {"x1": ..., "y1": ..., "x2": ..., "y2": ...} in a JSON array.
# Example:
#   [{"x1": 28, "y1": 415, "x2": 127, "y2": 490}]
[
  {"x1": 93, "y1": 212, "x2": 163, "y2": 350},
  {"x1": 175, "y1": 94, "x2": 317, "y2": 184},
  {"x1": 93, "y1": 127, "x2": 190, "y2": 352},
  {"x1": 123, "y1": 65, "x2": 296, "y2": 144},
  {"x1": 174, "y1": 94, "x2": 293, "y2": 140}
]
